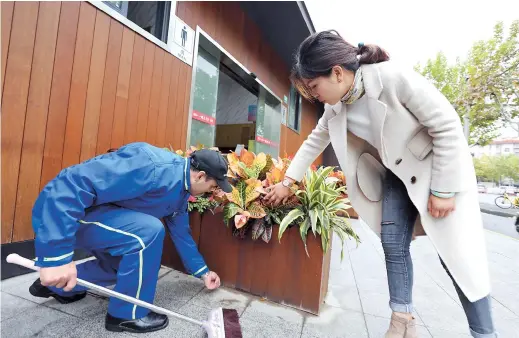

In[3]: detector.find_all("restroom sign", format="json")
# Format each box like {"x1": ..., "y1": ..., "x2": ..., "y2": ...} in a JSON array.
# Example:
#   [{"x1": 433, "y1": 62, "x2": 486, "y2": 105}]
[{"x1": 170, "y1": 16, "x2": 195, "y2": 66}]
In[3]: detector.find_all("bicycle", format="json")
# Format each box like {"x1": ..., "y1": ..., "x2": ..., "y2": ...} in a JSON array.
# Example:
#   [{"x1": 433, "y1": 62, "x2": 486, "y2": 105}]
[{"x1": 494, "y1": 192, "x2": 519, "y2": 209}]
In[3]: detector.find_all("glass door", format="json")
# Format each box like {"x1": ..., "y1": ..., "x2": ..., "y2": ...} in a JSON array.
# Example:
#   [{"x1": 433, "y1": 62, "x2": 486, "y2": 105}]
[
  {"x1": 254, "y1": 87, "x2": 282, "y2": 157},
  {"x1": 189, "y1": 47, "x2": 220, "y2": 147}
]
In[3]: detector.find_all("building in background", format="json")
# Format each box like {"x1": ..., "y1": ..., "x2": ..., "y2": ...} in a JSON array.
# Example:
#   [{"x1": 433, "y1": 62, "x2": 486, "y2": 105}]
[
  {"x1": 1, "y1": 1, "x2": 323, "y2": 278},
  {"x1": 471, "y1": 138, "x2": 519, "y2": 158}
]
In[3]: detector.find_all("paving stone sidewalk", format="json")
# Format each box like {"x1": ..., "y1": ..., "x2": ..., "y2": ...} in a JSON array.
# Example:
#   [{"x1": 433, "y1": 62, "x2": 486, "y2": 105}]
[{"x1": 2, "y1": 219, "x2": 518, "y2": 337}]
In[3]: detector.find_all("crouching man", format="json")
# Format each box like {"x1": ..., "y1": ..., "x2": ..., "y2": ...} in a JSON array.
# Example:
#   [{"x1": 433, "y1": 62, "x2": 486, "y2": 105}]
[{"x1": 29, "y1": 142, "x2": 232, "y2": 333}]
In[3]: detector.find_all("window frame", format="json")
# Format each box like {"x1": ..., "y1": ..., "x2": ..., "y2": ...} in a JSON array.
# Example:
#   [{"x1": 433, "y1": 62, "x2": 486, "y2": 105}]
[
  {"x1": 88, "y1": 1, "x2": 177, "y2": 58},
  {"x1": 185, "y1": 27, "x2": 282, "y2": 151}
]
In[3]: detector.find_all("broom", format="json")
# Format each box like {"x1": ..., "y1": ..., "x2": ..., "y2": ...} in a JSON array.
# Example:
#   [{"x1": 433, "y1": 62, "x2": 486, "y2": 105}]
[{"x1": 7, "y1": 254, "x2": 242, "y2": 338}]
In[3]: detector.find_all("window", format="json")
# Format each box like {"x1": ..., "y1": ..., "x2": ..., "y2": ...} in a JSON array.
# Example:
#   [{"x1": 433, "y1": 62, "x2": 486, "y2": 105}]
[
  {"x1": 103, "y1": 1, "x2": 171, "y2": 42},
  {"x1": 288, "y1": 86, "x2": 302, "y2": 132}
]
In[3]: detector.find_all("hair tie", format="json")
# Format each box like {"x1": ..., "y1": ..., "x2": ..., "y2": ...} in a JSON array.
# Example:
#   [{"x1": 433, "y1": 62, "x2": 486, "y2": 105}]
[{"x1": 357, "y1": 42, "x2": 364, "y2": 58}]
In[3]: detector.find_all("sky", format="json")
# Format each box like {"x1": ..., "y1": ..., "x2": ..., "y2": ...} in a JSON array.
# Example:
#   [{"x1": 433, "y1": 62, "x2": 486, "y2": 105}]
[{"x1": 305, "y1": 0, "x2": 519, "y2": 138}]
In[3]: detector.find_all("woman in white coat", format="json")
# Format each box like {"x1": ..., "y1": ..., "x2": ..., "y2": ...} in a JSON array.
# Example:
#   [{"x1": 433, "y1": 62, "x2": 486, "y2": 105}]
[{"x1": 265, "y1": 31, "x2": 497, "y2": 338}]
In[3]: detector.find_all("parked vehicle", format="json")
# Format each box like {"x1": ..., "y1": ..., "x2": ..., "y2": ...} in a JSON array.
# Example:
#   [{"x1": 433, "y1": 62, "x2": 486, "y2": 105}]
[
  {"x1": 505, "y1": 186, "x2": 516, "y2": 195},
  {"x1": 477, "y1": 184, "x2": 487, "y2": 193}
]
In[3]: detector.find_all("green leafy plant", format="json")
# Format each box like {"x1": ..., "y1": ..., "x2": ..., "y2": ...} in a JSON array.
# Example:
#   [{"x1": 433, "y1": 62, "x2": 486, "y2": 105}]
[
  {"x1": 278, "y1": 166, "x2": 360, "y2": 260},
  {"x1": 172, "y1": 145, "x2": 359, "y2": 252},
  {"x1": 223, "y1": 149, "x2": 272, "y2": 230},
  {"x1": 187, "y1": 195, "x2": 220, "y2": 214}
]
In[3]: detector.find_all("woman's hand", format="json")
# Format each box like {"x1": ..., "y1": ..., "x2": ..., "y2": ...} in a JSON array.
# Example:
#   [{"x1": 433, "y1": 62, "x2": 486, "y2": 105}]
[
  {"x1": 428, "y1": 194, "x2": 455, "y2": 218},
  {"x1": 264, "y1": 180, "x2": 295, "y2": 206}
]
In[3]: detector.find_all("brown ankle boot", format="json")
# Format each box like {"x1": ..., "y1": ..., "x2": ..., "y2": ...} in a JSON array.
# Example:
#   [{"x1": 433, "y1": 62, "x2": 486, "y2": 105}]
[{"x1": 385, "y1": 312, "x2": 418, "y2": 338}]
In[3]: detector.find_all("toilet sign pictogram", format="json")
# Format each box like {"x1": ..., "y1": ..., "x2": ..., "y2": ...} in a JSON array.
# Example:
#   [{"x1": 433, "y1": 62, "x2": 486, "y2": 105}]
[{"x1": 171, "y1": 17, "x2": 194, "y2": 66}]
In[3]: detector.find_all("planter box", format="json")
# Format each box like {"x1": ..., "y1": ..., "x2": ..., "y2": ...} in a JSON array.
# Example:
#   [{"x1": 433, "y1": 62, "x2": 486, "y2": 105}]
[
  {"x1": 161, "y1": 212, "x2": 202, "y2": 274},
  {"x1": 161, "y1": 211, "x2": 332, "y2": 315}
]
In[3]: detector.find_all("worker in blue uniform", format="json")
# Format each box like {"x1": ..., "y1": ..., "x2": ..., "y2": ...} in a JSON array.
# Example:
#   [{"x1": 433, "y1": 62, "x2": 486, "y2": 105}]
[{"x1": 28, "y1": 142, "x2": 232, "y2": 333}]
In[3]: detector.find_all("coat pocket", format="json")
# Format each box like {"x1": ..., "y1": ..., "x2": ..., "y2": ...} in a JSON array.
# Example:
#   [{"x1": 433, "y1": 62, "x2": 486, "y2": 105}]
[
  {"x1": 407, "y1": 127, "x2": 433, "y2": 160},
  {"x1": 356, "y1": 153, "x2": 386, "y2": 202}
]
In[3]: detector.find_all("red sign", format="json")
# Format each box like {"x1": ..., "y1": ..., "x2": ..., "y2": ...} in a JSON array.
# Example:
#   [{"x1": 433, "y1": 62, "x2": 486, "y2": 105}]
[
  {"x1": 256, "y1": 135, "x2": 279, "y2": 148},
  {"x1": 192, "y1": 110, "x2": 216, "y2": 125}
]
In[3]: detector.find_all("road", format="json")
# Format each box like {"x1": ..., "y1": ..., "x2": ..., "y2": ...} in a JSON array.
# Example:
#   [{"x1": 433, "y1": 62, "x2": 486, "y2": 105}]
[
  {"x1": 481, "y1": 212, "x2": 519, "y2": 239},
  {"x1": 478, "y1": 192, "x2": 519, "y2": 239}
]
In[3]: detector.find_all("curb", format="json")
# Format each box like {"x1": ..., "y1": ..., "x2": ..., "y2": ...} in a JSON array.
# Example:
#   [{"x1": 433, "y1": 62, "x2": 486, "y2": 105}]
[{"x1": 480, "y1": 207, "x2": 518, "y2": 218}]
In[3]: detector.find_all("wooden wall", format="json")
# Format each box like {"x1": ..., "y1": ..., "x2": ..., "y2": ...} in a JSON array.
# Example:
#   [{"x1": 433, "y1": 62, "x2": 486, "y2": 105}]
[{"x1": 1, "y1": 1, "x2": 320, "y2": 244}]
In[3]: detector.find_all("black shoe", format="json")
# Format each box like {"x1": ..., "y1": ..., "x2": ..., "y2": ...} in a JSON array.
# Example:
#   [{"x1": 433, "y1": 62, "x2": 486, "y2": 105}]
[
  {"x1": 29, "y1": 278, "x2": 86, "y2": 304},
  {"x1": 105, "y1": 312, "x2": 169, "y2": 333}
]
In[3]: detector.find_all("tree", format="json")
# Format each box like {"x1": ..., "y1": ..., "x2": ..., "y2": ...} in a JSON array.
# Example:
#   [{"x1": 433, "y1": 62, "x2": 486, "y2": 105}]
[
  {"x1": 473, "y1": 154, "x2": 519, "y2": 183},
  {"x1": 416, "y1": 21, "x2": 519, "y2": 145},
  {"x1": 495, "y1": 154, "x2": 519, "y2": 182}
]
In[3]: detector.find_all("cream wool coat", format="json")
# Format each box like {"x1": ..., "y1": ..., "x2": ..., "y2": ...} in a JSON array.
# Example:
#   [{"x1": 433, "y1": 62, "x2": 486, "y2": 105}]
[{"x1": 285, "y1": 61, "x2": 490, "y2": 302}]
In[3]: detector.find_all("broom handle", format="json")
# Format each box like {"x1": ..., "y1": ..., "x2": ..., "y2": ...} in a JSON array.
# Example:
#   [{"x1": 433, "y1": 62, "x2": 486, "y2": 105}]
[{"x1": 6, "y1": 254, "x2": 204, "y2": 326}]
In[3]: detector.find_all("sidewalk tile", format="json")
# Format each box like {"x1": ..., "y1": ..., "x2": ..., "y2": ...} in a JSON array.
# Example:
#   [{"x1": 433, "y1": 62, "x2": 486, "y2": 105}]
[
  {"x1": 0, "y1": 271, "x2": 39, "y2": 291},
  {"x1": 240, "y1": 317, "x2": 301, "y2": 338},
  {"x1": 158, "y1": 266, "x2": 173, "y2": 278},
  {"x1": 426, "y1": 327, "x2": 472, "y2": 337},
  {"x1": 188, "y1": 287, "x2": 251, "y2": 316},
  {"x1": 2, "y1": 279, "x2": 51, "y2": 304},
  {"x1": 154, "y1": 270, "x2": 205, "y2": 308},
  {"x1": 492, "y1": 298, "x2": 519, "y2": 338},
  {"x1": 413, "y1": 296, "x2": 468, "y2": 334},
  {"x1": 1, "y1": 292, "x2": 39, "y2": 321},
  {"x1": 241, "y1": 299, "x2": 305, "y2": 333},
  {"x1": 324, "y1": 284, "x2": 363, "y2": 313},
  {"x1": 0, "y1": 304, "x2": 84, "y2": 337},
  {"x1": 45, "y1": 293, "x2": 108, "y2": 318},
  {"x1": 301, "y1": 305, "x2": 368, "y2": 338}
]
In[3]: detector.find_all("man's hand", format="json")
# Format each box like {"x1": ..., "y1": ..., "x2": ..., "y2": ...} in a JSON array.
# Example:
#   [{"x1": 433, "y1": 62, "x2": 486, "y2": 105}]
[
  {"x1": 428, "y1": 194, "x2": 455, "y2": 218},
  {"x1": 202, "y1": 271, "x2": 221, "y2": 290},
  {"x1": 40, "y1": 261, "x2": 78, "y2": 292}
]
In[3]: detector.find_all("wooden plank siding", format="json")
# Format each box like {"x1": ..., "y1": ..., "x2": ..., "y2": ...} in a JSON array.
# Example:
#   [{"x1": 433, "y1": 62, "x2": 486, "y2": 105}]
[{"x1": 1, "y1": 1, "x2": 320, "y2": 244}]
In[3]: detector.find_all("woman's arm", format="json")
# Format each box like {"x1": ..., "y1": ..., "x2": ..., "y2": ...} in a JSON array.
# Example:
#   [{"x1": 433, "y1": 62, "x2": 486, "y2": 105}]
[
  {"x1": 395, "y1": 67, "x2": 469, "y2": 193},
  {"x1": 264, "y1": 107, "x2": 332, "y2": 205},
  {"x1": 284, "y1": 108, "x2": 332, "y2": 182}
]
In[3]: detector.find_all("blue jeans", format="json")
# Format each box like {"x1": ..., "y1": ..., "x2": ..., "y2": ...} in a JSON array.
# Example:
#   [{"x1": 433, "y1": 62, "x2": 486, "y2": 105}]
[{"x1": 381, "y1": 170, "x2": 497, "y2": 338}]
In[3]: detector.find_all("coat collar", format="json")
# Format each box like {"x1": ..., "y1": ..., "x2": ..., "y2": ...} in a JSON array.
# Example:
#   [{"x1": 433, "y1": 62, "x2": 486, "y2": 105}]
[
  {"x1": 331, "y1": 64, "x2": 384, "y2": 115},
  {"x1": 361, "y1": 64, "x2": 384, "y2": 99}
]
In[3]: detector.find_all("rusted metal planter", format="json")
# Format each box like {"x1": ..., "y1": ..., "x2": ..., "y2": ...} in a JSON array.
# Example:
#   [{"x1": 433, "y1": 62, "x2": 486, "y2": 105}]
[{"x1": 161, "y1": 210, "x2": 331, "y2": 315}]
